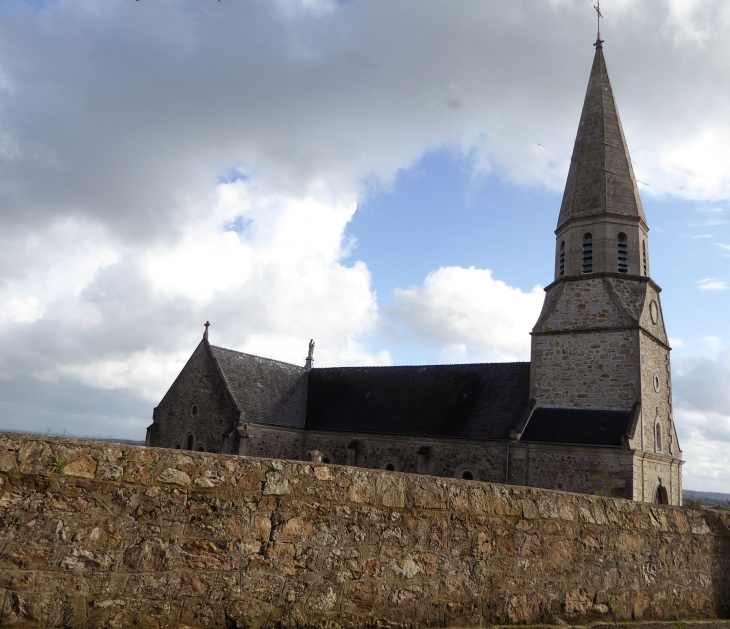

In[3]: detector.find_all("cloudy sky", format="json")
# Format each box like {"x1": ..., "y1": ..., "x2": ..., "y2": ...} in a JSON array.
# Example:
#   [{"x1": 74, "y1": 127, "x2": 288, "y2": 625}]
[{"x1": 1, "y1": 0, "x2": 729, "y2": 492}]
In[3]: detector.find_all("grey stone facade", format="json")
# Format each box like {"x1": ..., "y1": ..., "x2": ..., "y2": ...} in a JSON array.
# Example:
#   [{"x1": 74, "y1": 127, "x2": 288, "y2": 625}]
[{"x1": 147, "y1": 38, "x2": 683, "y2": 505}]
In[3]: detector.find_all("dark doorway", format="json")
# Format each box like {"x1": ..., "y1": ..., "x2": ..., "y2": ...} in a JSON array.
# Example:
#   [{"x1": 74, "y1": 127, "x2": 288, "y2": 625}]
[{"x1": 186, "y1": 435, "x2": 194, "y2": 450}]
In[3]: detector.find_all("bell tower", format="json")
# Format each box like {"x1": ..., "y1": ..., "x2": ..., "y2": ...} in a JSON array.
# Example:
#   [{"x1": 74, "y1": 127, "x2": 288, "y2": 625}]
[{"x1": 525, "y1": 37, "x2": 683, "y2": 504}]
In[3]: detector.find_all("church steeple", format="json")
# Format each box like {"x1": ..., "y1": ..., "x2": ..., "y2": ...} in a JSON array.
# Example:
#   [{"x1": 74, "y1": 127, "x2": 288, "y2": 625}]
[
  {"x1": 558, "y1": 41, "x2": 645, "y2": 230},
  {"x1": 554, "y1": 40, "x2": 649, "y2": 279},
  {"x1": 530, "y1": 35, "x2": 682, "y2": 505}
]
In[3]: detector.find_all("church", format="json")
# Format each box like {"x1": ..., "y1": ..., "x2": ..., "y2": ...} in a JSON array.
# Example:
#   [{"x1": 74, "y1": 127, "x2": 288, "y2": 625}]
[{"x1": 146, "y1": 36, "x2": 683, "y2": 506}]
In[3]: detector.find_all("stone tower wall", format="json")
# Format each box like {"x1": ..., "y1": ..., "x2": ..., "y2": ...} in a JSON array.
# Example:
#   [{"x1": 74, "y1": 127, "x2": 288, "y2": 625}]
[
  {"x1": 531, "y1": 328, "x2": 638, "y2": 409},
  {"x1": 0, "y1": 433, "x2": 726, "y2": 628}
]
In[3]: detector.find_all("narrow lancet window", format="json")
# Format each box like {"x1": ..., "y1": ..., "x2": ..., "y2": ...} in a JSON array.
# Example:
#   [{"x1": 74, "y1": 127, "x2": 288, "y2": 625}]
[
  {"x1": 655, "y1": 423, "x2": 663, "y2": 453},
  {"x1": 559, "y1": 241, "x2": 565, "y2": 276},
  {"x1": 618, "y1": 233, "x2": 628, "y2": 273},
  {"x1": 582, "y1": 233, "x2": 593, "y2": 273},
  {"x1": 642, "y1": 241, "x2": 648, "y2": 276}
]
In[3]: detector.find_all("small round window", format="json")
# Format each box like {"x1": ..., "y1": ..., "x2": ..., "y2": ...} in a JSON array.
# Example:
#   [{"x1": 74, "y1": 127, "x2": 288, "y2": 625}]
[
  {"x1": 653, "y1": 375, "x2": 660, "y2": 392},
  {"x1": 190, "y1": 404, "x2": 198, "y2": 417}
]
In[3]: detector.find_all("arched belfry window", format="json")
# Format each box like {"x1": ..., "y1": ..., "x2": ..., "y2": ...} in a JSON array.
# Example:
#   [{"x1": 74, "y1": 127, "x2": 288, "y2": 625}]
[
  {"x1": 642, "y1": 241, "x2": 648, "y2": 276},
  {"x1": 559, "y1": 241, "x2": 565, "y2": 276},
  {"x1": 618, "y1": 233, "x2": 628, "y2": 273},
  {"x1": 582, "y1": 233, "x2": 593, "y2": 274}
]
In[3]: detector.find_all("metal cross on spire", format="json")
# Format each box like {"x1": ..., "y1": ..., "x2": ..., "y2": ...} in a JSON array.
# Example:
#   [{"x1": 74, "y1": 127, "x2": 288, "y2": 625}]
[{"x1": 594, "y1": 1, "x2": 604, "y2": 43}]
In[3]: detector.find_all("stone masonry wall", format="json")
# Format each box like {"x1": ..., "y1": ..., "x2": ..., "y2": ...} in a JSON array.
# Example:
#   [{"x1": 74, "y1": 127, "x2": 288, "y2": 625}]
[
  {"x1": 531, "y1": 328, "x2": 638, "y2": 409},
  {"x1": 150, "y1": 342, "x2": 237, "y2": 454},
  {"x1": 511, "y1": 443, "x2": 634, "y2": 499},
  {"x1": 0, "y1": 432, "x2": 728, "y2": 629},
  {"x1": 300, "y1": 430, "x2": 509, "y2": 483}
]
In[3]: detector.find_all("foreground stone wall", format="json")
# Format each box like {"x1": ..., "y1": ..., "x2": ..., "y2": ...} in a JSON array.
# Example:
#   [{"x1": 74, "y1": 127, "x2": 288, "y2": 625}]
[{"x1": 0, "y1": 432, "x2": 728, "y2": 629}]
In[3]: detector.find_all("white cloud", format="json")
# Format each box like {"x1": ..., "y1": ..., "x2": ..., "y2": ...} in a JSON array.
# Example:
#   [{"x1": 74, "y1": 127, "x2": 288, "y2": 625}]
[
  {"x1": 700, "y1": 335, "x2": 723, "y2": 349},
  {"x1": 697, "y1": 278, "x2": 729, "y2": 291},
  {"x1": 386, "y1": 266, "x2": 544, "y2": 363},
  {"x1": 0, "y1": 180, "x2": 386, "y2": 403},
  {"x1": 677, "y1": 425, "x2": 730, "y2": 493},
  {"x1": 672, "y1": 348, "x2": 730, "y2": 490},
  {"x1": 668, "y1": 337, "x2": 683, "y2": 348},
  {"x1": 0, "y1": 0, "x2": 728, "y2": 493}
]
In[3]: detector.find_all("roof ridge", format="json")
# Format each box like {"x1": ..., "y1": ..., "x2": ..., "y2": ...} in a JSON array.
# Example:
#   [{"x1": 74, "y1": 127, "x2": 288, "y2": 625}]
[
  {"x1": 311, "y1": 361, "x2": 530, "y2": 370},
  {"x1": 209, "y1": 345, "x2": 305, "y2": 370}
]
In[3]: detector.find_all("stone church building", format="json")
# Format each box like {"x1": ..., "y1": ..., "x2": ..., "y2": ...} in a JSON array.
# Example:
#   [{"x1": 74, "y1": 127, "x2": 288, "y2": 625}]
[{"x1": 146, "y1": 38, "x2": 683, "y2": 505}]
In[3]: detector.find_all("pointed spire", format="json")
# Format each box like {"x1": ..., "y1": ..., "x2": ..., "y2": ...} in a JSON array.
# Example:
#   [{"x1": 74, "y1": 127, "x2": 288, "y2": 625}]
[{"x1": 557, "y1": 41, "x2": 645, "y2": 231}]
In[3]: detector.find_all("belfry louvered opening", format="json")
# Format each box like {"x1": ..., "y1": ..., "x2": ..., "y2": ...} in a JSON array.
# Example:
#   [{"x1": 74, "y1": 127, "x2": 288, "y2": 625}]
[
  {"x1": 618, "y1": 233, "x2": 628, "y2": 273},
  {"x1": 642, "y1": 241, "x2": 648, "y2": 276},
  {"x1": 559, "y1": 241, "x2": 565, "y2": 276},
  {"x1": 582, "y1": 233, "x2": 593, "y2": 273}
]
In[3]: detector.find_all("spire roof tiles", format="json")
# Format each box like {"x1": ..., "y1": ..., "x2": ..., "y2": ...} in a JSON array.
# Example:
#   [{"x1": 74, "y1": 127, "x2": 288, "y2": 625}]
[{"x1": 557, "y1": 41, "x2": 645, "y2": 230}]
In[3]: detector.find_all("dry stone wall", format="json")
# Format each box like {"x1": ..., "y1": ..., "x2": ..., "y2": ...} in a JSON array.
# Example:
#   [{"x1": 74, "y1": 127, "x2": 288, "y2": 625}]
[{"x1": 0, "y1": 432, "x2": 728, "y2": 629}]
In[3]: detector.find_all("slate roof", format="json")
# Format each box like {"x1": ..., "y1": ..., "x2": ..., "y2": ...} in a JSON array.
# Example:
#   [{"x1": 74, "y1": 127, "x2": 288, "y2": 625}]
[
  {"x1": 209, "y1": 345, "x2": 308, "y2": 429},
  {"x1": 305, "y1": 362, "x2": 530, "y2": 440},
  {"x1": 520, "y1": 407, "x2": 631, "y2": 447},
  {"x1": 557, "y1": 40, "x2": 645, "y2": 230}
]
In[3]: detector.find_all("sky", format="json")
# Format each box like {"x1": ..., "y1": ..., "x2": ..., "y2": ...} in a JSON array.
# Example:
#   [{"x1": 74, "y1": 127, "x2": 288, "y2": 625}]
[{"x1": 0, "y1": 0, "x2": 729, "y2": 492}]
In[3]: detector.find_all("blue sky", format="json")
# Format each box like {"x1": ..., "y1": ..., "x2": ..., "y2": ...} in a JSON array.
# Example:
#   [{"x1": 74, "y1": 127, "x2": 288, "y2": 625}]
[{"x1": 0, "y1": 0, "x2": 729, "y2": 491}]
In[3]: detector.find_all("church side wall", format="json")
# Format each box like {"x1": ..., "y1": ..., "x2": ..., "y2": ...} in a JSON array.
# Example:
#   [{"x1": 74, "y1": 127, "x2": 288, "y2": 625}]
[
  {"x1": 300, "y1": 430, "x2": 509, "y2": 482},
  {"x1": 250, "y1": 431, "x2": 643, "y2": 503},
  {"x1": 244, "y1": 424, "x2": 305, "y2": 462},
  {"x1": 531, "y1": 329, "x2": 638, "y2": 410},
  {"x1": 509, "y1": 443, "x2": 634, "y2": 499},
  {"x1": 0, "y1": 433, "x2": 727, "y2": 628},
  {"x1": 150, "y1": 344, "x2": 237, "y2": 454}
]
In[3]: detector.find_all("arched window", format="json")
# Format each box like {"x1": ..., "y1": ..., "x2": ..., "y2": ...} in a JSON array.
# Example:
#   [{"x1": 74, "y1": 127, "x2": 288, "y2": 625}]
[
  {"x1": 186, "y1": 434, "x2": 194, "y2": 450},
  {"x1": 382, "y1": 461, "x2": 396, "y2": 472},
  {"x1": 190, "y1": 404, "x2": 198, "y2": 418},
  {"x1": 618, "y1": 233, "x2": 628, "y2": 273},
  {"x1": 655, "y1": 423, "x2": 663, "y2": 453},
  {"x1": 582, "y1": 233, "x2": 593, "y2": 274},
  {"x1": 559, "y1": 241, "x2": 565, "y2": 276},
  {"x1": 173, "y1": 443, "x2": 181, "y2": 449},
  {"x1": 654, "y1": 484, "x2": 669, "y2": 505},
  {"x1": 461, "y1": 470, "x2": 474, "y2": 480},
  {"x1": 642, "y1": 240, "x2": 648, "y2": 276},
  {"x1": 196, "y1": 446, "x2": 204, "y2": 452}
]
